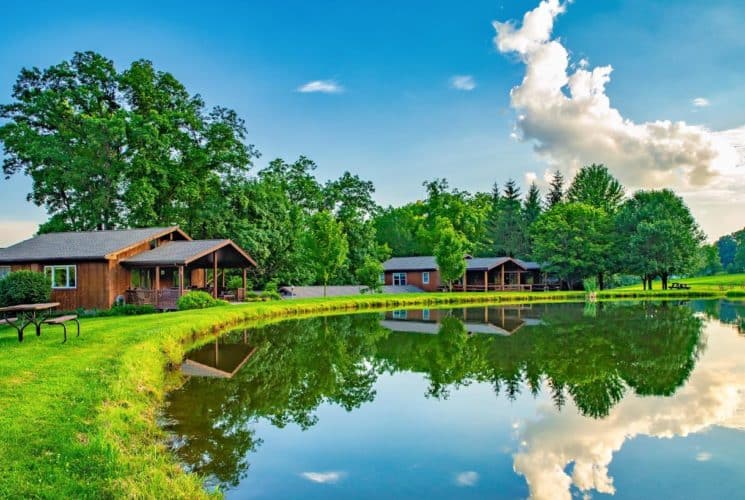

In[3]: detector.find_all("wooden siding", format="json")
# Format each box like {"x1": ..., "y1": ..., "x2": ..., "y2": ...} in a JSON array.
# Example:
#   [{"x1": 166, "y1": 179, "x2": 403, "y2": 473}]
[
  {"x1": 11, "y1": 262, "x2": 111, "y2": 311},
  {"x1": 384, "y1": 270, "x2": 441, "y2": 291}
]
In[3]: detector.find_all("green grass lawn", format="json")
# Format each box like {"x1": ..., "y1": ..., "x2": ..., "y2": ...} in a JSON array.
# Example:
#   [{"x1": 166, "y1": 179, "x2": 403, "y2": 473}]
[
  {"x1": 617, "y1": 273, "x2": 745, "y2": 293},
  {"x1": 0, "y1": 288, "x2": 735, "y2": 498}
]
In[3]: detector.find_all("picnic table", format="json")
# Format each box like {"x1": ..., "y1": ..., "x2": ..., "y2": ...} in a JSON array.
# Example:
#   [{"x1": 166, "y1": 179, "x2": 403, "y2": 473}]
[
  {"x1": 0, "y1": 302, "x2": 61, "y2": 342},
  {"x1": 669, "y1": 283, "x2": 691, "y2": 290}
]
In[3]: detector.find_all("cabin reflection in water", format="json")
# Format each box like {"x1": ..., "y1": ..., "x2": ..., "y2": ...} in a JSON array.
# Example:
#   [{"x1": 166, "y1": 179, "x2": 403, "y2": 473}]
[
  {"x1": 182, "y1": 330, "x2": 257, "y2": 378},
  {"x1": 381, "y1": 305, "x2": 542, "y2": 336}
]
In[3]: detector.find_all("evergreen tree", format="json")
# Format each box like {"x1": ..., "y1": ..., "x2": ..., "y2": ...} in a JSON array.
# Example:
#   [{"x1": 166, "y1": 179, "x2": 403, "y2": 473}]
[
  {"x1": 522, "y1": 182, "x2": 543, "y2": 258},
  {"x1": 545, "y1": 170, "x2": 565, "y2": 208},
  {"x1": 489, "y1": 179, "x2": 528, "y2": 257}
]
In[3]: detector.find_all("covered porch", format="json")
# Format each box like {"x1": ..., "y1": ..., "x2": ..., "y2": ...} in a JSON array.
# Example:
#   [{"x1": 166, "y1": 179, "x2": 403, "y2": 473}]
[
  {"x1": 121, "y1": 239, "x2": 257, "y2": 310},
  {"x1": 449, "y1": 257, "x2": 550, "y2": 292}
]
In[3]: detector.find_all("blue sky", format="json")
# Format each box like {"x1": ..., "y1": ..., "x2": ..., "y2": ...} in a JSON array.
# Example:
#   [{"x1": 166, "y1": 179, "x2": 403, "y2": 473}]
[{"x1": 0, "y1": 0, "x2": 743, "y2": 244}]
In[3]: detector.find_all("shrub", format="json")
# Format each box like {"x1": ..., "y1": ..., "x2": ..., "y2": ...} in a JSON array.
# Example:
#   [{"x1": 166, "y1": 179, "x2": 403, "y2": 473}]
[
  {"x1": 226, "y1": 276, "x2": 245, "y2": 290},
  {"x1": 244, "y1": 291, "x2": 260, "y2": 302},
  {"x1": 107, "y1": 304, "x2": 157, "y2": 316},
  {"x1": 0, "y1": 271, "x2": 51, "y2": 306},
  {"x1": 177, "y1": 291, "x2": 226, "y2": 311},
  {"x1": 260, "y1": 290, "x2": 281, "y2": 301},
  {"x1": 263, "y1": 280, "x2": 279, "y2": 294},
  {"x1": 726, "y1": 290, "x2": 745, "y2": 298}
]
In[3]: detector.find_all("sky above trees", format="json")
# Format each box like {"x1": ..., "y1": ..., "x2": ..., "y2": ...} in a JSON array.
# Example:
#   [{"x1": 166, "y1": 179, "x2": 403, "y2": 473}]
[{"x1": 0, "y1": 0, "x2": 743, "y2": 245}]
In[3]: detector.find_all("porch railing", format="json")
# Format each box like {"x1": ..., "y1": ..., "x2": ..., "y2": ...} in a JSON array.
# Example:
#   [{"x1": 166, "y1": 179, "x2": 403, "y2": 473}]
[{"x1": 125, "y1": 287, "x2": 247, "y2": 310}]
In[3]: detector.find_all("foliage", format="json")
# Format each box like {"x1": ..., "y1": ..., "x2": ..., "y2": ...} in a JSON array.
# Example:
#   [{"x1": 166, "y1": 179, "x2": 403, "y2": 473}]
[
  {"x1": 0, "y1": 270, "x2": 51, "y2": 307},
  {"x1": 0, "y1": 51, "x2": 256, "y2": 233},
  {"x1": 616, "y1": 189, "x2": 704, "y2": 289},
  {"x1": 694, "y1": 244, "x2": 723, "y2": 276},
  {"x1": 227, "y1": 276, "x2": 245, "y2": 290},
  {"x1": 176, "y1": 291, "x2": 228, "y2": 310},
  {"x1": 487, "y1": 179, "x2": 529, "y2": 257},
  {"x1": 260, "y1": 291, "x2": 282, "y2": 301},
  {"x1": 566, "y1": 163, "x2": 625, "y2": 213},
  {"x1": 434, "y1": 218, "x2": 468, "y2": 291},
  {"x1": 532, "y1": 203, "x2": 613, "y2": 289},
  {"x1": 716, "y1": 234, "x2": 738, "y2": 271},
  {"x1": 303, "y1": 211, "x2": 349, "y2": 296},
  {"x1": 356, "y1": 258, "x2": 385, "y2": 294},
  {"x1": 545, "y1": 170, "x2": 565, "y2": 208}
]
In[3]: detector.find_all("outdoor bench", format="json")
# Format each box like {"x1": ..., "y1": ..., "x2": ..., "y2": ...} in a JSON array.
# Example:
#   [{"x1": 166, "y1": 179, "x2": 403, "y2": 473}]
[{"x1": 44, "y1": 315, "x2": 80, "y2": 343}]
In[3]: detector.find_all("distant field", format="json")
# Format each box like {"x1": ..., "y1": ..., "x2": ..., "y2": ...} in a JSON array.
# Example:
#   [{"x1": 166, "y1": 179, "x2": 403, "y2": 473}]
[{"x1": 618, "y1": 273, "x2": 745, "y2": 291}]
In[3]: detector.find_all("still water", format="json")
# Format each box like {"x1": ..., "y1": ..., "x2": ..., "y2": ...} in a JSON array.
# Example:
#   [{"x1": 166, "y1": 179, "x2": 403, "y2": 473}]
[{"x1": 164, "y1": 300, "x2": 745, "y2": 499}]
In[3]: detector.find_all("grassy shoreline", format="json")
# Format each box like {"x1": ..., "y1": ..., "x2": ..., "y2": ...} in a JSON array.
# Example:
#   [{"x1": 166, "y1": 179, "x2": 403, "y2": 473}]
[{"x1": 0, "y1": 288, "x2": 735, "y2": 498}]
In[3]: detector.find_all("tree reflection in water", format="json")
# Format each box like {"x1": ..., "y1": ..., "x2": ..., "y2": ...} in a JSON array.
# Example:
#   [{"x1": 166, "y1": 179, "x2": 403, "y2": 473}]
[{"x1": 164, "y1": 301, "x2": 706, "y2": 489}]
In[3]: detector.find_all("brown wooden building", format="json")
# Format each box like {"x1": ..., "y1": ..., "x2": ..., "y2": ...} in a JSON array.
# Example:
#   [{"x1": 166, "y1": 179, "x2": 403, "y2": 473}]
[
  {"x1": 382, "y1": 255, "x2": 546, "y2": 292},
  {"x1": 0, "y1": 227, "x2": 256, "y2": 310}
]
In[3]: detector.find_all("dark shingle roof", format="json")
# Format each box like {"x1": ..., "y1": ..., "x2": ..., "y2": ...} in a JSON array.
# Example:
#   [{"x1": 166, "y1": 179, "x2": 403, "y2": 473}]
[
  {"x1": 384, "y1": 255, "x2": 542, "y2": 272},
  {"x1": 122, "y1": 240, "x2": 252, "y2": 266},
  {"x1": 0, "y1": 227, "x2": 182, "y2": 263},
  {"x1": 382, "y1": 256, "x2": 438, "y2": 271}
]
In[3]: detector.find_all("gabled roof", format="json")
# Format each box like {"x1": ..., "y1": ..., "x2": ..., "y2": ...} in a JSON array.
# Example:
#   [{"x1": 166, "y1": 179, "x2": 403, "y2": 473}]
[
  {"x1": 382, "y1": 256, "x2": 438, "y2": 271},
  {"x1": 0, "y1": 227, "x2": 187, "y2": 263},
  {"x1": 121, "y1": 239, "x2": 257, "y2": 268},
  {"x1": 383, "y1": 255, "x2": 542, "y2": 272}
]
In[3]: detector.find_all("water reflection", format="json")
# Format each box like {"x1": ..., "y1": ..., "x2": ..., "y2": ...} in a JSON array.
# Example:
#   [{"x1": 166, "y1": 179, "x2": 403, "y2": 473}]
[{"x1": 164, "y1": 300, "x2": 745, "y2": 498}]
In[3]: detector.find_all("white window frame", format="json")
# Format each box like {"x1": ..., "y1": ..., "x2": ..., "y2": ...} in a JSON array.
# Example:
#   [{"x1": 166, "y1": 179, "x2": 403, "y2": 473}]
[
  {"x1": 392, "y1": 272, "x2": 407, "y2": 286},
  {"x1": 0, "y1": 266, "x2": 10, "y2": 280},
  {"x1": 422, "y1": 309, "x2": 430, "y2": 321},
  {"x1": 422, "y1": 271, "x2": 430, "y2": 285},
  {"x1": 44, "y1": 264, "x2": 77, "y2": 289},
  {"x1": 379, "y1": 273, "x2": 385, "y2": 284},
  {"x1": 392, "y1": 309, "x2": 408, "y2": 319}
]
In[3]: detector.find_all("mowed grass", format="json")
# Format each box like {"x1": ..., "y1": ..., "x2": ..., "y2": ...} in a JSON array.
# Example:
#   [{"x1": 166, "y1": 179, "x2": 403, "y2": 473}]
[
  {"x1": 617, "y1": 273, "x2": 745, "y2": 293},
  {"x1": 0, "y1": 288, "x2": 731, "y2": 498}
]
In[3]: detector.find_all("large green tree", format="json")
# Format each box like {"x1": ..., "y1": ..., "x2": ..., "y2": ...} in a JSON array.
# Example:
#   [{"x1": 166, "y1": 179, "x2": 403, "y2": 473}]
[
  {"x1": 566, "y1": 164, "x2": 625, "y2": 213},
  {"x1": 487, "y1": 179, "x2": 529, "y2": 257},
  {"x1": 303, "y1": 211, "x2": 349, "y2": 296},
  {"x1": 616, "y1": 190, "x2": 704, "y2": 289},
  {"x1": 434, "y1": 218, "x2": 468, "y2": 291},
  {"x1": 531, "y1": 202, "x2": 613, "y2": 289},
  {"x1": 0, "y1": 52, "x2": 256, "y2": 233}
]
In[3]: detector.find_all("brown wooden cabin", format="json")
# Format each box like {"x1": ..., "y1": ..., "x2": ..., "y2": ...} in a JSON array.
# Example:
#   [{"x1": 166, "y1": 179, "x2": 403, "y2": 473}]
[
  {"x1": 0, "y1": 227, "x2": 256, "y2": 311},
  {"x1": 381, "y1": 305, "x2": 543, "y2": 336},
  {"x1": 382, "y1": 255, "x2": 547, "y2": 292}
]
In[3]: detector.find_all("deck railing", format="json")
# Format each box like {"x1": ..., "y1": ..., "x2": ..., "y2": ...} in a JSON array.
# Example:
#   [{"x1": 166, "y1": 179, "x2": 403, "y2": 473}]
[
  {"x1": 445, "y1": 283, "x2": 561, "y2": 292},
  {"x1": 125, "y1": 287, "x2": 247, "y2": 310}
]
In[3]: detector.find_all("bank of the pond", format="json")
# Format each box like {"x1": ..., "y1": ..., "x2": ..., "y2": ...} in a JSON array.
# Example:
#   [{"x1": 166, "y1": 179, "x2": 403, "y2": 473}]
[{"x1": 0, "y1": 288, "x2": 730, "y2": 498}]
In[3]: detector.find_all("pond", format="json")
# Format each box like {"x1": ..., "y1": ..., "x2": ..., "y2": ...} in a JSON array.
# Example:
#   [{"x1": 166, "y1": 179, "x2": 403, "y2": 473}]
[{"x1": 164, "y1": 300, "x2": 745, "y2": 499}]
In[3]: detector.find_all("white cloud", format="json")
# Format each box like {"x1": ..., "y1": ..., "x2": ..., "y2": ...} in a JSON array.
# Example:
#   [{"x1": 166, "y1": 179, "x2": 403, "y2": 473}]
[
  {"x1": 511, "y1": 320, "x2": 745, "y2": 500},
  {"x1": 692, "y1": 97, "x2": 711, "y2": 108},
  {"x1": 450, "y1": 75, "x2": 477, "y2": 91},
  {"x1": 696, "y1": 452, "x2": 713, "y2": 462},
  {"x1": 300, "y1": 471, "x2": 345, "y2": 483},
  {"x1": 492, "y1": 0, "x2": 745, "y2": 205},
  {"x1": 525, "y1": 171, "x2": 538, "y2": 185},
  {"x1": 455, "y1": 471, "x2": 479, "y2": 486},
  {"x1": 297, "y1": 80, "x2": 344, "y2": 94}
]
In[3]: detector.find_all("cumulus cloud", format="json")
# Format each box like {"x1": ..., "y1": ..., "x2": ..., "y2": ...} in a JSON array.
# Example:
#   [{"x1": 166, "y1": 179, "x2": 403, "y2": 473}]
[
  {"x1": 512, "y1": 320, "x2": 745, "y2": 500},
  {"x1": 300, "y1": 471, "x2": 345, "y2": 483},
  {"x1": 692, "y1": 97, "x2": 711, "y2": 108},
  {"x1": 492, "y1": 0, "x2": 744, "y2": 192},
  {"x1": 297, "y1": 80, "x2": 344, "y2": 94},
  {"x1": 455, "y1": 471, "x2": 479, "y2": 486},
  {"x1": 450, "y1": 75, "x2": 477, "y2": 91}
]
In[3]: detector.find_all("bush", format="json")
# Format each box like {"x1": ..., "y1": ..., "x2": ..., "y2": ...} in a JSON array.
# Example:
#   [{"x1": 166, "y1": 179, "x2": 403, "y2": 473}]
[
  {"x1": 0, "y1": 271, "x2": 51, "y2": 306},
  {"x1": 226, "y1": 276, "x2": 245, "y2": 290},
  {"x1": 244, "y1": 291, "x2": 261, "y2": 302},
  {"x1": 260, "y1": 290, "x2": 281, "y2": 301},
  {"x1": 726, "y1": 290, "x2": 745, "y2": 298},
  {"x1": 263, "y1": 280, "x2": 279, "y2": 294},
  {"x1": 177, "y1": 291, "x2": 227, "y2": 311}
]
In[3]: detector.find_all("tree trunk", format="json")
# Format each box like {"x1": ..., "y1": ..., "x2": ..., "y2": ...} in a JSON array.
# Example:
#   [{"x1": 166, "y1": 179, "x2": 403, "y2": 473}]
[
  {"x1": 661, "y1": 273, "x2": 668, "y2": 290},
  {"x1": 642, "y1": 276, "x2": 647, "y2": 291},
  {"x1": 597, "y1": 272, "x2": 605, "y2": 291},
  {"x1": 647, "y1": 276, "x2": 653, "y2": 290}
]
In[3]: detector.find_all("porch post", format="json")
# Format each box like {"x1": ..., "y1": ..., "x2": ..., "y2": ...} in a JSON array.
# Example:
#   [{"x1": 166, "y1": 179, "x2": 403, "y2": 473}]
[
  {"x1": 484, "y1": 270, "x2": 488, "y2": 292},
  {"x1": 242, "y1": 268, "x2": 247, "y2": 290},
  {"x1": 500, "y1": 265, "x2": 505, "y2": 290},
  {"x1": 178, "y1": 266, "x2": 184, "y2": 297},
  {"x1": 462, "y1": 269, "x2": 467, "y2": 291},
  {"x1": 154, "y1": 266, "x2": 160, "y2": 308},
  {"x1": 212, "y1": 251, "x2": 218, "y2": 298}
]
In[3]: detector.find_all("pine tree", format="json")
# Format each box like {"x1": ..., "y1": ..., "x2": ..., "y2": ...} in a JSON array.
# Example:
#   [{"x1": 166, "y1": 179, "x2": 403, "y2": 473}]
[
  {"x1": 523, "y1": 182, "x2": 542, "y2": 258},
  {"x1": 490, "y1": 179, "x2": 528, "y2": 257},
  {"x1": 546, "y1": 170, "x2": 565, "y2": 208}
]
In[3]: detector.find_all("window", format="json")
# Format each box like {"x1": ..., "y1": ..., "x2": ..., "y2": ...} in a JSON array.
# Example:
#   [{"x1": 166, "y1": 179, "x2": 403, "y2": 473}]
[
  {"x1": 0, "y1": 266, "x2": 10, "y2": 280},
  {"x1": 379, "y1": 273, "x2": 385, "y2": 284},
  {"x1": 422, "y1": 271, "x2": 430, "y2": 285},
  {"x1": 392, "y1": 272, "x2": 407, "y2": 286},
  {"x1": 44, "y1": 265, "x2": 77, "y2": 289},
  {"x1": 422, "y1": 309, "x2": 430, "y2": 321},
  {"x1": 392, "y1": 309, "x2": 408, "y2": 319}
]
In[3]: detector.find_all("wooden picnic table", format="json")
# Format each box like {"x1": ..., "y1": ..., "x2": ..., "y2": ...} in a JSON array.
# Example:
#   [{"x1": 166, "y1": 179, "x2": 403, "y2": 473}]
[{"x1": 0, "y1": 302, "x2": 61, "y2": 342}]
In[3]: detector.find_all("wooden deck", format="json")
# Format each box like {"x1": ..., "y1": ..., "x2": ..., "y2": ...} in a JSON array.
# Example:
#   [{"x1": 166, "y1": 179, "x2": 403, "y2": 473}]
[{"x1": 446, "y1": 283, "x2": 561, "y2": 292}]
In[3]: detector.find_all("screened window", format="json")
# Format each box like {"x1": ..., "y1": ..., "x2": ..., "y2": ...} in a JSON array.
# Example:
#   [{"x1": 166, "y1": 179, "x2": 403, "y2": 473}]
[
  {"x1": 44, "y1": 265, "x2": 77, "y2": 289},
  {"x1": 422, "y1": 271, "x2": 430, "y2": 284},
  {"x1": 0, "y1": 266, "x2": 10, "y2": 280},
  {"x1": 422, "y1": 309, "x2": 430, "y2": 321},
  {"x1": 392, "y1": 309, "x2": 408, "y2": 319},
  {"x1": 393, "y1": 272, "x2": 407, "y2": 286},
  {"x1": 379, "y1": 273, "x2": 385, "y2": 284}
]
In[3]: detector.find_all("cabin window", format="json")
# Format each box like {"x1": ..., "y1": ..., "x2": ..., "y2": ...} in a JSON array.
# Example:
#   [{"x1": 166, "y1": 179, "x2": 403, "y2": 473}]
[
  {"x1": 422, "y1": 272, "x2": 430, "y2": 284},
  {"x1": 392, "y1": 309, "x2": 408, "y2": 319},
  {"x1": 379, "y1": 273, "x2": 385, "y2": 284},
  {"x1": 0, "y1": 267, "x2": 10, "y2": 280},
  {"x1": 392, "y1": 272, "x2": 407, "y2": 286},
  {"x1": 422, "y1": 309, "x2": 430, "y2": 321},
  {"x1": 44, "y1": 265, "x2": 77, "y2": 289}
]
